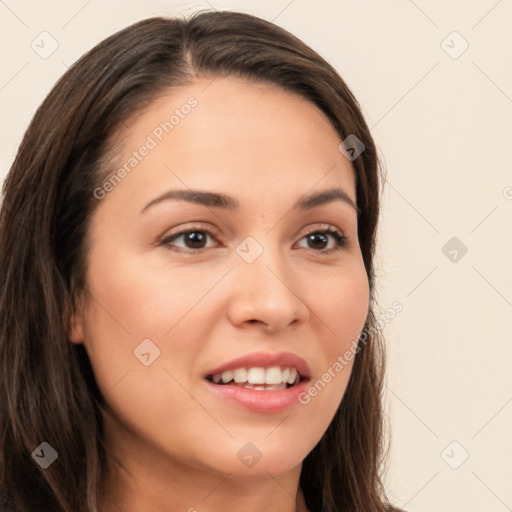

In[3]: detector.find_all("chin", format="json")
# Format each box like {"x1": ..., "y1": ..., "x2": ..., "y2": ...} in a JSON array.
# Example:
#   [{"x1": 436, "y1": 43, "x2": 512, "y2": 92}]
[{"x1": 198, "y1": 437, "x2": 310, "y2": 480}]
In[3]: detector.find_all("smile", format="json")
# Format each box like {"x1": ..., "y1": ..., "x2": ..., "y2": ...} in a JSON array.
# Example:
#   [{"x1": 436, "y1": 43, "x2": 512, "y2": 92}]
[{"x1": 206, "y1": 366, "x2": 302, "y2": 390}]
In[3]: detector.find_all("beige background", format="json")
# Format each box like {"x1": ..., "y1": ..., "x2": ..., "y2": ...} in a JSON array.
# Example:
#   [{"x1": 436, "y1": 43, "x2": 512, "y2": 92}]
[{"x1": 1, "y1": 1, "x2": 511, "y2": 510}]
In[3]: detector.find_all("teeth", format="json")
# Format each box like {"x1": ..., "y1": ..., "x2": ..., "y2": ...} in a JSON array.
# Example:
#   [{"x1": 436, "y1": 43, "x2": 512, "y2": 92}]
[
  {"x1": 287, "y1": 368, "x2": 297, "y2": 385},
  {"x1": 233, "y1": 368, "x2": 247, "y2": 383},
  {"x1": 265, "y1": 367, "x2": 283, "y2": 385},
  {"x1": 247, "y1": 367, "x2": 266, "y2": 384},
  {"x1": 211, "y1": 366, "x2": 301, "y2": 386},
  {"x1": 221, "y1": 370, "x2": 233, "y2": 383}
]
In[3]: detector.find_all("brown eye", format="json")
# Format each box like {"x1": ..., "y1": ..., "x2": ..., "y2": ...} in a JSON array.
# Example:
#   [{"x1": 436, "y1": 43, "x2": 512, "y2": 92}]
[
  {"x1": 296, "y1": 226, "x2": 347, "y2": 253},
  {"x1": 161, "y1": 227, "x2": 220, "y2": 252}
]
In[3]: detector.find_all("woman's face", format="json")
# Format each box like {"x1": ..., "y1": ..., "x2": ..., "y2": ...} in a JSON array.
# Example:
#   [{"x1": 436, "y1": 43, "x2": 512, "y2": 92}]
[{"x1": 71, "y1": 76, "x2": 369, "y2": 485}]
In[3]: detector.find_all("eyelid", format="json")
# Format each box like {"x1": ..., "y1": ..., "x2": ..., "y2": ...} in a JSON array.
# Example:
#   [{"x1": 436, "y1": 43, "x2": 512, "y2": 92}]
[
  {"x1": 295, "y1": 222, "x2": 344, "y2": 239},
  {"x1": 160, "y1": 222, "x2": 221, "y2": 243}
]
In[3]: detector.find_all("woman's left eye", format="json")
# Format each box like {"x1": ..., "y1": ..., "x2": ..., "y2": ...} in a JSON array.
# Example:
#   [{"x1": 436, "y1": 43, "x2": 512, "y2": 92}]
[
  {"x1": 161, "y1": 224, "x2": 347, "y2": 254},
  {"x1": 296, "y1": 226, "x2": 347, "y2": 252}
]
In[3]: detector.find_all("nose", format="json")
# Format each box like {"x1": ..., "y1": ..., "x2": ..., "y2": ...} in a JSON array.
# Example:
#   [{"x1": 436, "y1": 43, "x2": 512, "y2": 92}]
[{"x1": 225, "y1": 242, "x2": 309, "y2": 332}]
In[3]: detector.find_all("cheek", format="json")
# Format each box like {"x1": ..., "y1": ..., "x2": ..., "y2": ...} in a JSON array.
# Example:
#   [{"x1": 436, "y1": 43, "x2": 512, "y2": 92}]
[
  {"x1": 83, "y1": 246, "x2": 211, "y2": 341},
  {"x1": 80, "y1": 246, "x2": 222, "y2": 399},
  {"x1": 302, "y1": 259, "x2": 369, "y2": 402},
  {"x1": 80, "y1": 251, "x2": 211, "y2": 456},
  {"x1": 314, "y1": 258, "x2": 370, "y2": 348}
]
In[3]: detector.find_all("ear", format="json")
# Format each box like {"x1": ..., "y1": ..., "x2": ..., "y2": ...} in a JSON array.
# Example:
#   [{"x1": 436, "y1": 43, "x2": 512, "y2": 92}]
[{"x1": 68, "y1": 295, "x2": 85, "y2": 344}]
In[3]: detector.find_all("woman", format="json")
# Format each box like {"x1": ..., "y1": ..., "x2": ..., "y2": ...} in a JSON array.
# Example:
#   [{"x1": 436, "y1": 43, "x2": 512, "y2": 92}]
[{"x1": 0, "y1": 10, "x2": 402, "y2": 512}]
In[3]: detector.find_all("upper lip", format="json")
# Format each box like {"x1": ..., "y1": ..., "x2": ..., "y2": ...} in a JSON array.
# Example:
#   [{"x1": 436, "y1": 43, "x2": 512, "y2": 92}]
[{"x1": 204, "y1": 351, "x2": 311, "y2": 379}]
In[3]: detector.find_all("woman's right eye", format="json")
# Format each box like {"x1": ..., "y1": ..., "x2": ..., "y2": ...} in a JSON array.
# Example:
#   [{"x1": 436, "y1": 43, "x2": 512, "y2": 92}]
[{"x1": 161, "y1": 227, "x2": 220, "y2": 252}]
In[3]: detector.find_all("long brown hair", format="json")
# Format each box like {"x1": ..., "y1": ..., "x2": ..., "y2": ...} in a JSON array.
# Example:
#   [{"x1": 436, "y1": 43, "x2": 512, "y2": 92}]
[{"x1": 0, "y1": 11, "x2": 393, "y2": 512}]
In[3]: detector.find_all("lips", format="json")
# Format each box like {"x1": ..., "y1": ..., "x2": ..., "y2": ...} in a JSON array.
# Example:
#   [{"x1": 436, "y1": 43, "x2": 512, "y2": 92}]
[{"x1": 203, "y1": 352, "x2": 312, "y2": 413}]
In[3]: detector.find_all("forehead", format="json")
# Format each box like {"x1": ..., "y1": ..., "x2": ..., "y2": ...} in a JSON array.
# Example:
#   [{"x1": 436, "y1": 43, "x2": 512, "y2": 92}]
[{"x1": 100, "y1": 76, "x2": 356, "y2": 213}]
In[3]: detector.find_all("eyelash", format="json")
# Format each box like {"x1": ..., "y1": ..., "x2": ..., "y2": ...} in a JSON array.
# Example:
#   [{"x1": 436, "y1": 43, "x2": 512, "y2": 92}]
[{"x1": 160, "y1": 223, "x2": 347, "y2": 255}]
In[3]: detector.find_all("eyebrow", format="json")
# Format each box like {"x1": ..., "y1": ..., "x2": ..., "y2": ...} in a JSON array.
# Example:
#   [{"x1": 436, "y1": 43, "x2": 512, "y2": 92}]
[{"x1": 140, "y1": 187, "x2": 359, "y2": 214}]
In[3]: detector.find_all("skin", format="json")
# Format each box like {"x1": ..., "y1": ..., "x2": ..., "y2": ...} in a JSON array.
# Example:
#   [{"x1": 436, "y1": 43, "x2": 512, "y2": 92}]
[{"x1": 69, "y1": 76, "x2": 370, "y2": 512}]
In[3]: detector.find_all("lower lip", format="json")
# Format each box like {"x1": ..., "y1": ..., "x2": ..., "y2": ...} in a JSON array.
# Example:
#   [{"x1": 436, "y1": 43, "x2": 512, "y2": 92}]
[{"x1": 204, "y1": 379, "x2": 310, "y2": 413}]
